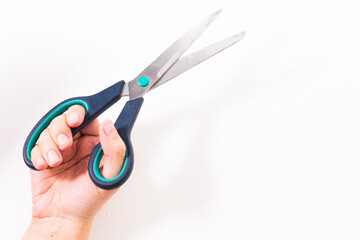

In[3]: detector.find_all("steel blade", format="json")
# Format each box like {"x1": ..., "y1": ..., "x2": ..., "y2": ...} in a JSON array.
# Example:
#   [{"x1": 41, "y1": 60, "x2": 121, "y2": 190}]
[
  {"x1": 126, "y1": 9, "x2": 222, "y2": 99},
  {"x1": 150, "y1": 32, "x2": 245, "y2": 90}
]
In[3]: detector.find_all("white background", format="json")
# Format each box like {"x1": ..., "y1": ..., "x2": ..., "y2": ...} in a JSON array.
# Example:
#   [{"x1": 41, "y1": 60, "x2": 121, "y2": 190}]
[{"x1": 1, "y1": 0, "x2": 360, "y2": 239}]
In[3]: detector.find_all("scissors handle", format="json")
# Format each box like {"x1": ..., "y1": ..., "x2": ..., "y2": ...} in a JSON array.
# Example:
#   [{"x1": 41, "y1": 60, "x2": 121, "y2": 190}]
[
  {"x1": 23, "y1": 80, "x2": 125, "y2": 170},
  {"x1": 88, "y1": 97, "x2": 144, "y2": 189}
]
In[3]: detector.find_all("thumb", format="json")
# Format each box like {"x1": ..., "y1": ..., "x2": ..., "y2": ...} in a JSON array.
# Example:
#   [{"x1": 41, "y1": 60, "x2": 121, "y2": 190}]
[{"x1": 99, "y1": 120, "x2": 126, "y2": 180}]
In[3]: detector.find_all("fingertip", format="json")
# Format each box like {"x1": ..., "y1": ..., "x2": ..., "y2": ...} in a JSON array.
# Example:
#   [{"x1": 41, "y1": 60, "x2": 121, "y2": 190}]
[
  {"x1": 31, "y1": 146, "x2": 48, "y2": 170},
  {"x1": 101, "y1": 120, "x2": 117, "y2": 137},
  {"x1": 66, "y1": 112, "x2": 80, "y2": 127},
  {"x1": 46, "y1": 150, "x2": 62, "y2": 168},
  {"x1": 34, "y1": 156, "x2": 48, "y2": 170},
  {"x1": 66, "y1": 105, "x2": 86, "y2": 127},
  {"x1": 57, "y1": 133, "x2": 72, "y2": 151}
]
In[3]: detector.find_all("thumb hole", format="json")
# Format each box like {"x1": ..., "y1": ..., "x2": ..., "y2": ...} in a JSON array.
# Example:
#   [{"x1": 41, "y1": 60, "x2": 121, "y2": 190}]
[{"x1": 99, "y1": 120, "x2": 126, "y2": 179}]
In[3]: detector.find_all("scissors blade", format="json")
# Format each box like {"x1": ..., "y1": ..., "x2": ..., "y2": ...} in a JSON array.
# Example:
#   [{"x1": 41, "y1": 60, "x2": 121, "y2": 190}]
[
  {"x1": 127, "y1": 9, "x2": 222, "y2": 100},
  {"x1": 121, "y1": 32, "x2": 245, "y2": 97},
  {"x1": 150, "y1": 32, "x2": 246, "y2": 90}
]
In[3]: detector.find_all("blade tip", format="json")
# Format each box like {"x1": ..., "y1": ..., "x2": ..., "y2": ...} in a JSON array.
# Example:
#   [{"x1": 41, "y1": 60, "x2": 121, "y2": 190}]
[
  {"x1": 211, "y1": 8, "x2": 223, "y2": 18},
  {"x1": 236, "y1": 31, "x2": 246, "y2": 41},
  {"x1": 216, "y1": 8, "x2": 223, "y2": 13}
]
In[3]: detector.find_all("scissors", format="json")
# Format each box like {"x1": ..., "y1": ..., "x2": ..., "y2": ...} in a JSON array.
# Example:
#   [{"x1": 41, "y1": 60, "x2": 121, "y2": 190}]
[{"x1": 23, "y1": 9, "x2": 245, "y2": 190}]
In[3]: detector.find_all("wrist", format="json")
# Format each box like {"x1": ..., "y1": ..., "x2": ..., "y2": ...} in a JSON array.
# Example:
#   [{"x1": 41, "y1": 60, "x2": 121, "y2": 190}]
[{"x1": 23, "y1": 216, "x2": 93, "y2": 240}]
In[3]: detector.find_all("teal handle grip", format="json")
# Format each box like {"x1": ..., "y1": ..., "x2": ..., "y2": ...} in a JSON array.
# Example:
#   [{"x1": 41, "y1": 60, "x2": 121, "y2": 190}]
[{"x1": 23, "y1": 81, "x2": 125, "y2": 170}]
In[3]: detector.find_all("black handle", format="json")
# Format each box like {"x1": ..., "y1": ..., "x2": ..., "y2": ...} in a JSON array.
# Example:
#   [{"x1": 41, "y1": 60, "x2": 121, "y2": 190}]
[
  {"x1": 88, "y1": 97, "x2": 144, "y2": 189},
  {"x1": 23, "y1": 81, "x2": 125, "y2": 170}
]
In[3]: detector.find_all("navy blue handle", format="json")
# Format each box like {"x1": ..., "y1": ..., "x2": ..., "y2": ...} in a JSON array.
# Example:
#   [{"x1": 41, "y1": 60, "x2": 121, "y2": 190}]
[
  {"x1": 23, "y1": 81, "x2": 125, "y2": 170},
  {"x1": 88, "y1": 97, "x2": 144, "y2": 189}
]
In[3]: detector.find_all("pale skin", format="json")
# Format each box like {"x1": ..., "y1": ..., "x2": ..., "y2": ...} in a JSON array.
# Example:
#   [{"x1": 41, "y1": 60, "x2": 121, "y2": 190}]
[{"x1": 22, "y1": 105, "x2": 126, "y2": 240}]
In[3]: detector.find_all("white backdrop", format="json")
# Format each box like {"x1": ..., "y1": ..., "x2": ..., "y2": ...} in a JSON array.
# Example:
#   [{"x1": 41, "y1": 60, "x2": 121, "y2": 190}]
[{"x1": 1, "y1": 0, "x2": 360, "y2": 239}]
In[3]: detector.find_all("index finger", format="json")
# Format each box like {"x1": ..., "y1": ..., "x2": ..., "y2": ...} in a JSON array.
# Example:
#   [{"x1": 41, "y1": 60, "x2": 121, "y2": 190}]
[
  {"x1": 65, "y1": 105, "x2": 86, "y2": 128},
  {"x1": 66, "y1": 105, "x2": 100, "y2": 137}
]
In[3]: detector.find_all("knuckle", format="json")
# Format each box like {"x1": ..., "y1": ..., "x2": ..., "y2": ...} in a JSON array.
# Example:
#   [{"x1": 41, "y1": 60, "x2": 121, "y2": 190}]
[
  {"x1": 49, "y1": 115, "x2": 66, "y2": 131},
  {"x1": 38, "y1": 128, "x2": 50, "y2": 145}
]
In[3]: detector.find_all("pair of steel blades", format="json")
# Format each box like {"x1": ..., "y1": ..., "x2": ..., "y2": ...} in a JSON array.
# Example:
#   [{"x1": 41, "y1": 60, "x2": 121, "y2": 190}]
[{"x1": 122, "y1": 9, "x2": 246, "y2": 99}]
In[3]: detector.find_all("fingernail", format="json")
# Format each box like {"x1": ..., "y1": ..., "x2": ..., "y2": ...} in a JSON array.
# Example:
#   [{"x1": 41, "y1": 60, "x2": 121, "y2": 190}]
[
  {"x1": 47, "y1": 150, "x2": 60, "y2": 166},
  {"x1": 103, "y1": 122, "x2": 117, "y2": 137},
  {"x1": 67, "y1": 112, "x2": 79, "y2": 125},
  {"x1": 57, "y1": 134, "x2": 70, "y2": 149},
  {"x1": 35, "y1": 156, "x2": 47, "y2": 169}
]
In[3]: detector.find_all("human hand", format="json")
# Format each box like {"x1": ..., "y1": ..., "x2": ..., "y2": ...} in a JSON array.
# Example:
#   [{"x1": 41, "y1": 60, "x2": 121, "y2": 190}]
[{"x1": 23, "y1": 105, "x2": 126, "y2": 240}]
